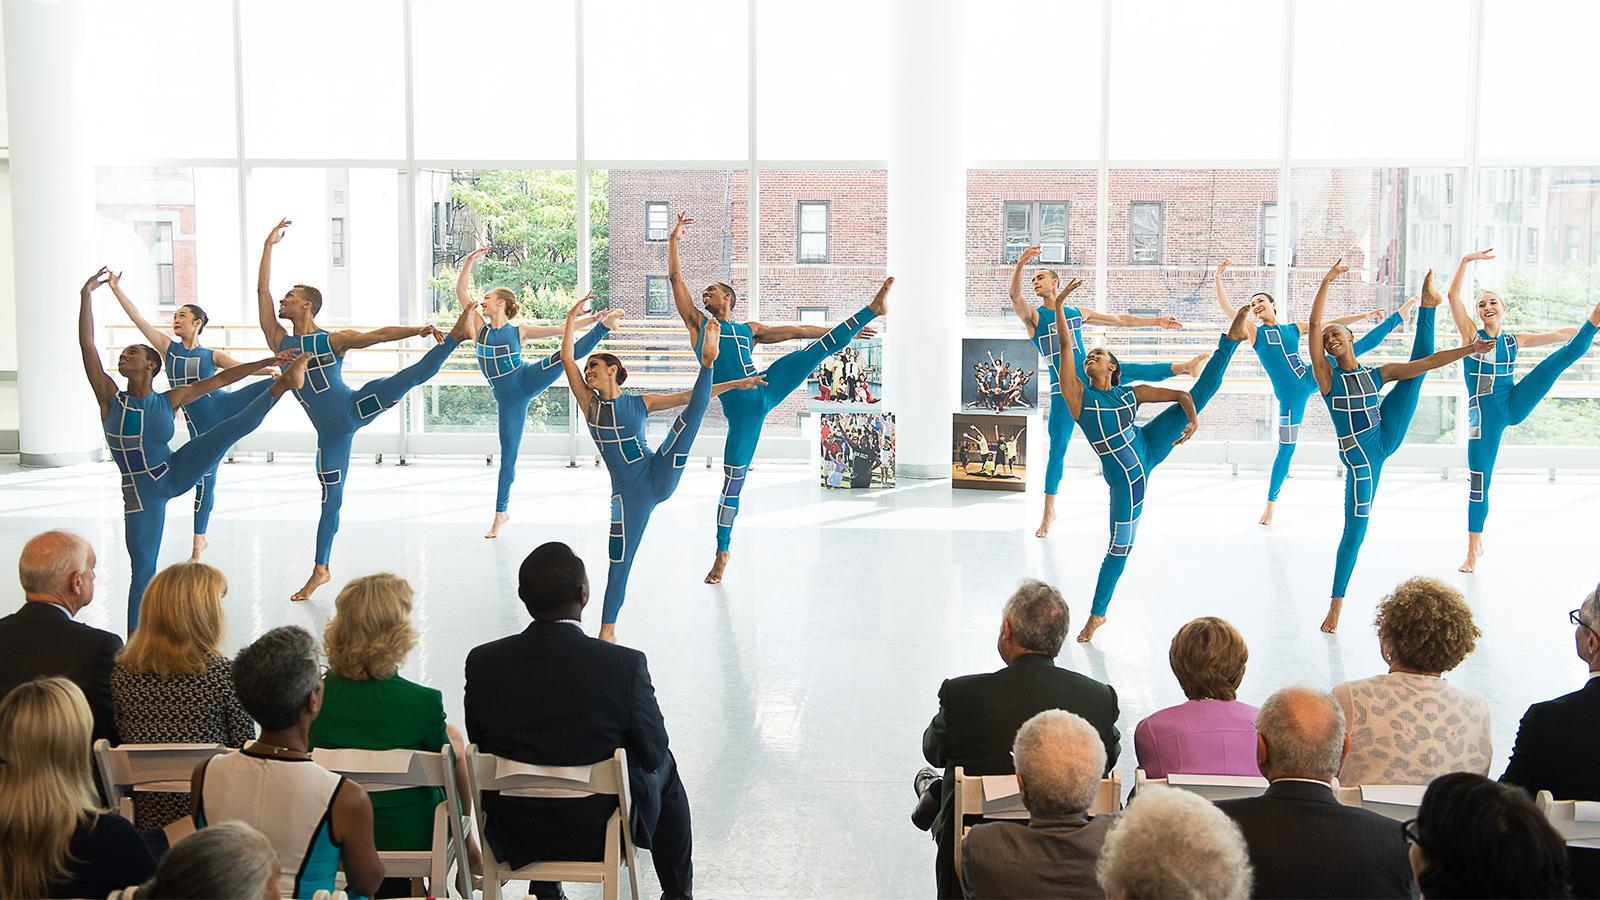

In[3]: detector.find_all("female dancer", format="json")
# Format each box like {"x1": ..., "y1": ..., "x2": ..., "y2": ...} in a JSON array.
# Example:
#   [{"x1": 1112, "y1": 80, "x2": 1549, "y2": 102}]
[
  {"x1": 1310, "y1": 262, "x2": 1492, "y2": 633},
  {"x1": 560, "y1": 298, "x2": 764, "y2": 643},
  {"x1": 1213, "y1": 259, "x2": 1415, "y2": 524},
  {"x1": 456, "y1": 246, "x2": 623, "y2": 538},
  {"x1": 79, "y1": 268, "x2": 310, "y2": 630},
  {"x1": 1051, "y1": 279, "x2": 1252, "y2": 643},
  {"x1": 105, "y1": 273, "x2": 274, "y2": 562},
  {"x1": 1444, "y1": 249, "x2": 1600, "y2": 572},
  {"x1": 1010, "y1": 246, "x2": 1210, "y2": 538}
]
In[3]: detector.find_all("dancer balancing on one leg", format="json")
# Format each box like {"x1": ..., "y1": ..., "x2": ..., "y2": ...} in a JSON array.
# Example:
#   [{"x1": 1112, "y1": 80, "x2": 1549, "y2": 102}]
[
  {"x1": 105, "y1": 271, "x2": 283, "y2": 561},
  {"x1": 1444, "y1": 248, "x2": 1600, "y2": 572},
  {"x1": 455, "y1": 246, "x2": 624, "y2": 539},
  {"x1": 560, "y1": 298, "x2": 766, "y2": 643},
  {"x1": 1008, "y1": 246, "x2": 1211, "y2": 539},
  {"x1": 665, "y1": 212, "x2": 891, "y2": 584},
  {"x1": 79, "y1": 267, "x2": 311, "y2": 631},
  {"x1": 1212, "y1": 259, "x2": 1416, "y2": 525},
  {"x1": 1310, "y1": 262, "x2": 1493, "y2": 633},
  {"x1": 1049, "y1": 278, "x2": 1252, "y2": 644},
  {"x1": 254, "y1": 219, "x2": 476, "y2": 601}
]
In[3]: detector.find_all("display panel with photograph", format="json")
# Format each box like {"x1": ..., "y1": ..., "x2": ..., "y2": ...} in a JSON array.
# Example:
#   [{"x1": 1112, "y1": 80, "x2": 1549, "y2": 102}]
[
  {"x1": 808, "y1": 336, "x2": 883, "y2": 408},
  {"x1": 952, "y1": 413, "x2": 1028, "y2": 491},
  {"x1": 820, "y1": 412, "x2": 895, "y2": 489},
  {"x1": 961, "y1": 338, "x2": 1038, "y2": 413}
]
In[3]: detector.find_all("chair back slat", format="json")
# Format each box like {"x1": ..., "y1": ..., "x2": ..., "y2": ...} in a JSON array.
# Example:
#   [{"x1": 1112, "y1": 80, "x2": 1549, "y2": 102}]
[
  {"x1": 311, "y1": 748, "x2": 450, "y2": 791},
  {"x1": 1538, "y1": 791, "x2": 1600, "y2": 843},
  {"x1": 93, "y1": 740, "x2": 229, "y2": 813}
]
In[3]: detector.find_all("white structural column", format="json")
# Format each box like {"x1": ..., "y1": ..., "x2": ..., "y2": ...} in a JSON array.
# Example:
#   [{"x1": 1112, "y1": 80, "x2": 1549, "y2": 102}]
[
  {"x1": 886, "y1": 0, "x2": 964, "y2": 479},
  {"x1": 5, "y1": 0, "x2": 104, "y2": 466}
]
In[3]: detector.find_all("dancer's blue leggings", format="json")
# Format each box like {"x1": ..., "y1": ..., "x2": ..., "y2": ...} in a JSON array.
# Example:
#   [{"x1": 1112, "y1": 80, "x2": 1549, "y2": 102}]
[
  {"x1": 180, "y1": 381, "x2": 275, "y2": 534},
  {"x1": 124, "y1": 388, "x2": 282, "y2": 629},
  {"x1": 1330, "y1": 308, "x2": 1436, "y2": 598},
  {"x1": 1042, "y1": 360, "x2": 1177, "y2": 496},
  {"x1": 1088, "y1": 337, "x2": 1240, "y2": 616},
  {"x1": 714, "y1": 307, "x2": 877, "y2": 551},
  {"x1": 489, "y1": 328, "x2": 607, "y2": 513},
  {"x1": 1466, "y1": 320, "x2": 1597, "y2": 532}
]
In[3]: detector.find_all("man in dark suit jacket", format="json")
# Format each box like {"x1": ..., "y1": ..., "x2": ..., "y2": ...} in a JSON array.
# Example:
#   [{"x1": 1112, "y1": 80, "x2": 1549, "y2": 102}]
[
  {"x1": 465, "y1": 542, "x2": 691, "y2": 900},
  {"x1": 1501, "y1": 589, "x2": 1600, "y2": 897},
  {"x1": 0, "y1": 531, "x2": 120, "y2": 744},
  {"x1": 914, "y1": 579, "x2": 1120, "y2": 898},
  {"x1": 1215, "y1": 685, "x2": 1412, "y2": 899}
]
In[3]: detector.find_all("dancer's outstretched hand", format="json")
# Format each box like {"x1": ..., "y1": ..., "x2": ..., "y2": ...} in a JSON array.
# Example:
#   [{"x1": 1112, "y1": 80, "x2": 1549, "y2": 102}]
[
  {"x1": 270, "y1": 349, "x2": 302, "y2": 366},
  {"x1": 1322, "y1": 257, "x2": 1349, "y2": 283},
  {"x1": 1059, "y1": 276, "x2": 1085, "y2": 297},
  {"x1": 1018, "y1": 245, "x2": 1042, "y2": 265},
  {"x1": 730, "y1": 374, "x2": 767, "y2": 390},
  {"x1": 1469, "y1": 336, "x2": 1496, "y2": 355},
  {"x1": 80, "y1": 267, "x2": 111, "y2": 296},
  {"x1": 1173, "y1": 419, "x2": 1198, "y2": 446},
  {"x1": 599, "y1": 307, "x2": 626, "y2": 328},
  {"x1": 418, "y1": 324, "x2": 445, "y2": 344},
  {"x1": 1362, "y1": 307, "x2": 1384, "y2": 322},
  {"x1": 670, "y1": 212, "x2": 693, "y2": 241},
  {"x1": 566, "y1": 296, "x2": 591, "y2": 321},
  {"x1": 1153, "y1": 315, "x2": 1183, "y2": 330},
  {"x1": 1463, "y1": 248, "x2": 1495, "y2": 262},
  {"x1": 858, "y1": 327, "x2": 878, "y2": 340},
  {"x1": 265, "y1": 218, "x2": 292, "y2": 245}
]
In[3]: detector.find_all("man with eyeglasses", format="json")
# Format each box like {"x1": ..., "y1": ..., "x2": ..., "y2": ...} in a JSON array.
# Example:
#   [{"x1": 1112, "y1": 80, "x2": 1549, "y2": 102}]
[{"x1": 1501, "y1": 584, "x2": 1600, "y2": 896}]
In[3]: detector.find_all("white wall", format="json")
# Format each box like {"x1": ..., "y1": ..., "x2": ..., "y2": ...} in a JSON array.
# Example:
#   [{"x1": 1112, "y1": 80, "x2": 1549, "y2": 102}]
[{"x1": 0, "y1": 6, "x2": 18, "y2": 442}]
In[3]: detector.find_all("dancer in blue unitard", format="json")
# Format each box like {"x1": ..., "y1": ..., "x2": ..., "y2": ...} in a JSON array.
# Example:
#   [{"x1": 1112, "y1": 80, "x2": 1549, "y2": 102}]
[
  {"x1": 454, "y1": 246, "x2": 623, "y2": 538},
  {"x1": 560, "y1": 298, "x2": 766, "y2": 642},
  {"x1": 106, "y1": 272, "x2": 277, "y2": 562},
  {"x1": 1049, "y1": 278, "x2": 1253, "y2": 643},
  {"x1": 79, "y1": 267, "x2": 310, "y2": 630},
  {"x1": 1444, "y1": 248, "x2": 1600, "y2": 572},
  {"x1": 665, "y1": 212, "x2": 891, "y2": 584},
  {"x1": 1311, "y1": 262, "x2": 1493, "y2": 633},
  {"x1": 254, "y1": 218, "x2": 476, "y2": 601},
  {"x1": 1007, "y1": 246, "x2": 1212, "y2": 538},
  {"x1": 1212, "y1": 258, "x2": 1416, "y2": 525}
]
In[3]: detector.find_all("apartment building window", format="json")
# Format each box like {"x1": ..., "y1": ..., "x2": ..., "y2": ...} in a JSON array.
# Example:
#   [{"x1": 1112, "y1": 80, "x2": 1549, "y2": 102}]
[
  {"x1": 331, "y1": 218, "x2": 346, "y2": 268},
  {"x1": 1444, "y1": 173, "x2": 1454, "y2": 204},
  {"x1": 1442, "y1": 224, "x2": 1453, "y2": 256},
  {"x1": 645, "y1": 275, "x2": 671, "y2": 317},
  {"x1": 1001, "y1": 201, "x2": 1068, "y2": 264},
  {"x1": 797, "y1": 307, "x2": 827, "y2": 326},
  {"x1": 645, "y1": 202, "x2": 669, "y2": 242},
  {"x1": 1527, "y1": 227, "x2": 1539, "y2": 263},
  {"x1": 134, "y1": 220, "x2": 176, "y2": 306},
  {"x1": 1566, "y1": 226, "x2": 1582, "y2": 262},
  {"x1": 1130, "y1": 201, "x2": 1163, "y2": 265},
  {"x1": 798, "y1": 200, "x2": 829, "y2": 263}
]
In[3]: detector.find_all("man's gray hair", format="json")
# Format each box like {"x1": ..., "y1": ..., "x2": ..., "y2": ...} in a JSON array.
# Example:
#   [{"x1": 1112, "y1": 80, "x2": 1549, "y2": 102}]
[
  {"x1": 232, "y1": 626, "x2": 321, "y2": 732},
  {"x1": 1096, "y1": 786, "x2": 1254, "y2": 899},
  {"x1": 1256, "y1": 684, "x2": 1346, "y2": 780},
  {"x1": 1581, "y1": 587, "x2": 1600, "y2": 632},
  {"x1": 1013, "y1": 710, "x2": 1106, "y2": 816},
  {"x1": 17, "y1": 530, "x2": 91, "y2": 594},
  {"x1": 141, "y1": 821, "x2": 278, "y2": 898},
  {"x1": 1003, "y1": 579, "x2": 1068, "y2": 657}
]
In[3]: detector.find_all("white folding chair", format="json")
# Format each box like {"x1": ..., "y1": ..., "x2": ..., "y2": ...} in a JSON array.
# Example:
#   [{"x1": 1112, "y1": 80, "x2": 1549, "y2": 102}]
[
  {"x1": 93, "y1": 739, "x2": 229, "y2": 822},
  {"x1": 1135, "y1": 768, "x2": 1270, "y2": 802},
  {"x1": 1334, "y1": 783, "x2": 1425, "y2": 820},
  {"x1": 952, "y1": 768, "x2": 1122, "y2": 881},
  {"x1": 311, "y1": 744, "x2": 473, "y2": 898},
  {"x1": 467, "y1": 745, "x2": 639, "y2": 900},
  {"x1": 1537, "y1": 790, "x2": 1600, "y2": 846}
]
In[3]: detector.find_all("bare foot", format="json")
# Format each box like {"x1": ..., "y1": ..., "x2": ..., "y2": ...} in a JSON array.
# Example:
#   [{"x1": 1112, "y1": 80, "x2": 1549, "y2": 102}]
[
  {"x1": 1076, "y1": 614, "x2": 1106, "y2": 643},
  {"x1": 291, "y1": 565, "x2": 331, "y2": 602},
  {"x1": 699, "y1": 319, "x2": 722, "y2": 367},
  {"x1": 1458, "y1": 533, "x2": 1484, "y2": 573},
  {"x1": 484, "y1": 511, "x2": 509, "y2": 539},
  {"x1": 1225, "y1": 303, "x2": 1253, "y2": 342},
  {"x1": 1320, "y1": 597, "x2": 1343, "y2": 633},
  {"x1": 1175, "y1": 352, "x2": 1211, "y2": 377},
  {"x1": 1035, "y1": 502, "x2": 1057, "y2": 538},
  {"x1": 870, "y1": 276, "x2": 894, "y2": 316},
  {"x1": 704, "y1": 551, "x2": 730, "y2": 584},
  {"x1": 448, "y1": 301, "x2": 477, "y2": 343},
  {"x1": 598, "y1": 624, "x2": 617, "y2": 643},
  {"x1": 1259, "y1": 501, "x2": 1275, "y2": 526},
  {"x1": 271, "y1": 351, "x2": 313, "y2": 396},
  {"x1": 1420, "y1": 269, "x2": 1443, "y2": 308},
  {"x1": 189, "y1": 533, "x2": 208, "y2": 562}
]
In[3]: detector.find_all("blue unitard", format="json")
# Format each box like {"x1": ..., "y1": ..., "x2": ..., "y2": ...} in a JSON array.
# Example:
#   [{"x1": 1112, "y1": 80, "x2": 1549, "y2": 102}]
[
  {"x1": 279, "y1": 330, "x2": 460, "y2": 565},
  {"x1": 1031, "y1": 305, "x2": 1180, "y2": 496},
  {"x1": 1324, "y1": 306, "x2": 1437, "y2": 598},
  {"x1": 1057, "y1": 333, "x2": 1241, "y2": 617},
  {"x1": 105, "y1": 386, "x2": 282, "y2": 630},
  {"x1": 1251, "y1": 313, "x2": 1403, "y2": 502},
  {"x1": 703, "y1": 307, "x2": 877, "y2": 552},
  {"x1": 163, "y1": 342, "x2": 275, "y2": 534},
  {"x1": 476, "y1": 322, "x2": 610, "y2": 513},
  {"x1": 589, "y1": 364, "x2": 714, "y2": 624},
  {"x1": 1463, "y1": 321, "x2": 1597, "y2": 532}
]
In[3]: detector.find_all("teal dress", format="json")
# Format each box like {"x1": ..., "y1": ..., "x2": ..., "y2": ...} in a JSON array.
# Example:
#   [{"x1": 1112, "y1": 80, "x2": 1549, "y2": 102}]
[{"x1": 309, "y1": 672, "x2": 450, "y2": 850}]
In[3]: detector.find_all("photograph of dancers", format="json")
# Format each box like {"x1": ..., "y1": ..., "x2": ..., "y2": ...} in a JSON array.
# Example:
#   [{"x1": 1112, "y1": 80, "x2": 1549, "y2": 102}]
[
  {"x1": 819, "y1": 412, "x2": 895, "y2": 489},
  {"x1": 960, "y1": 338, "x2": 1037, "y2": 412},
  {"x1": 951, "y1": 414, "x2": 1028, "y2": 491},
  {"x1": 808, "y1": 339, "x2": 882, "y2": 406}
]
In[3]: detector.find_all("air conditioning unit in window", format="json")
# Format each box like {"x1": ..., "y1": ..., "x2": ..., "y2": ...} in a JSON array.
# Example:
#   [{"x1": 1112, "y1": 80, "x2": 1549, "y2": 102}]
[
  {"x1": 1263, "y1": 246, "x2": 1279, "y2": 265},
  {"x1": 1040, "y1": 243, "x2": 1066, "y2": 264}
]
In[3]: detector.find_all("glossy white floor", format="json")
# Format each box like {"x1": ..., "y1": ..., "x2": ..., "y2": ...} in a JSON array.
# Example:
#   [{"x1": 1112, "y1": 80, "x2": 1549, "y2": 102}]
[{"x1": 1, "y1": 453, "x2": 1594, "y2": 897}]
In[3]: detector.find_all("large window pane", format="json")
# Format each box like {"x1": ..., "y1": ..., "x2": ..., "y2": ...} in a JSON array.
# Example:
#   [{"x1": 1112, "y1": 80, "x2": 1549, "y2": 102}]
[
  {"x1": 963, "y1": 1, "x2": 1101, "y2": 161},
  {"x1": 584, "y1": 0, "x2": 747, "y2": 160},
  {"x1": 1108, "y1": 0, "x2": 1282, "y2": 159},
  {"x1": 966, "y1": 170, "x2": 1097, "y2": 320},
  {"x1": 412, "y1": 1, "x2": 576, "y2": 161},
  {"x1": 89, "y1": 0, "x2": 237, "y2": 159},
  {"x1": 1478, "y1": 1, "x2": 1600, "y2": 158},
  {"x1": 1292, "y1": 0, "x2": 1470, "y2": 159},
  {"x1": 757, "y1": 0, "x2": 888, "y2": 159},
  {"x1": 95, "y1": 167, "x2": 241, "y2": 323},
  {"x1": 241, "y1": 0, "x2": 405, "y2": 159}
]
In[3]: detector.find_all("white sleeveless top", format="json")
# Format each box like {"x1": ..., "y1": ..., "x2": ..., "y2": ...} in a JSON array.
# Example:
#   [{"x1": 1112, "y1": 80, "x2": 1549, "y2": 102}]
[{"x1": 197, "y1": 749, "x2": 348, "y2": 900}]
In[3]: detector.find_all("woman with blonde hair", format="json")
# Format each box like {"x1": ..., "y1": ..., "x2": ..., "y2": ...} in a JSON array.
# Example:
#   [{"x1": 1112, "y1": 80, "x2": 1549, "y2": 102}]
[
  {"x1": 112, "y1": 562, "x2": 255, "y2": 829},
  {"x1": 0, "y1": 677, "x2": 157, "y2": 898}
]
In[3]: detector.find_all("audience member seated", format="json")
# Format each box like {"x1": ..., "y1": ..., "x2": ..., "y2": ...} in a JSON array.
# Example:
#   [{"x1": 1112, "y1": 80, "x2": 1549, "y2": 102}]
[
  {"x1": 111, "y1": 562, "x2": 255, "y2": 830},
  {"x1": 1094, "y1": 786, "x2": 1252, "y2": 899},
  {"x1": 0, "y1": 677, "x2": 157, "y2": 897},
  {"x1": 465, "y1": 542, "x2": 693, "y2": 900},
  {"x1": 1407, "y1": 771, "x2": 1570, "y2": 899},
  {"x1": 1333, "y1": 576, "x2": 1491, "y2": 786},
  {"x1": 1502, "y1": 585, "x2": 1600, "y2": 897},
  {"x1": 125, "y1": 821, "x2": 281, "y2": 900},
  {"x1": 308, "y1": 573, "x2": 480, "y2": 897},
  {"x1": 0, "y1": 530, "x2": 121, "y2": 743},
  {"x1": 189, "y1": 626, "x2": 383, "y2": 898},
  {"x1": 913, "y1": 579, "x2": 1121, "y2": 898},
  {"x1": 961, "y1": 710, "x2": 1114, "y2": 899},
  {"x1": 1215, "y1": 685, "x2": 1413, "y2": 899},
  {"x1": 1134, "y1": 616, "x2": 1258, "y2": 779}
]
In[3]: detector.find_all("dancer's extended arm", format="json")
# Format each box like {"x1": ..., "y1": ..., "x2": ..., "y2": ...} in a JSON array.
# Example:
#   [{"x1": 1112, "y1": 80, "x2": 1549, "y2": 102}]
[
  {"x1": 1513, "y1": 326, "x2": 1581, "y2": 348},
  {"x1": 1009, "y1": 245, "x2": 1043, "y2": 334},
  {"x1": 1447, "y1": 249, "x2": 1493, "y2": 342},
  {"x1": 667, "y1": 212, "x2": 707, "y2": 335},
  {"x1": 256, "y1": 219, "x2": 290, "y2": 349},
  {"x1": 168, "y1": 350, "x2": 298, "y2": 409},
  {"x1": 1211, "y1": 259, "x2": 1256, "y2": 343},
  {"x1": 1133, "y1": 384, "x2": 1199, "y2": 445},
  {"x1": 1308, "y1": 259, "x2": 1346, "y2": 395},
  {"x1": 560, "y1": 298, "x2": 598, "y2": 415},
  {"x1": 332, "y1": 324, "x2": 442, "y2": 354},
  {"x1": 106, "y1": 271, "x2": 173, "y2": 355},
  {"x1": 455, "y1": 244, "x2": 489, "y2": 310},
  {"x1": 518, "y1": 311, "x2": 607, "y2": 343},
  {"x1": 1049, "y1": 278, "x2": 1088, "y2": 418},
  {"x1": 1380, "y1": 336, "x2": 1495, "y2": 382},
  {"x1": 78, "y1": 268, "x2": 117, "y2": 413},
  {"x1": 1344, "y1": 298, "x2": 1415, "y2": 356},
  {"x1": 753, "y1": 279, "x2": 889, "y2": 343},
  {"x1": 643, "y1": 374, "x2": 767, "y2": 412}
]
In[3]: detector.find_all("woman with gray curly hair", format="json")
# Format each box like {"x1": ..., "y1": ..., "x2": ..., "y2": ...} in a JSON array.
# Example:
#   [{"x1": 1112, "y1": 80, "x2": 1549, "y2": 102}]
[{"x1": 1095, "y1": 786, "x2": 1252, "y2": 899}]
